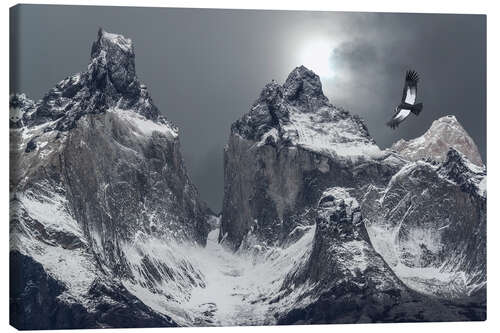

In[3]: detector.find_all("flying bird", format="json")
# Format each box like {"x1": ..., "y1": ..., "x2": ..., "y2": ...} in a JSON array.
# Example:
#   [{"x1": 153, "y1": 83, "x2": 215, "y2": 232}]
[{"x1": 386, "y1": 70, "x2": 423, "y2": 129}]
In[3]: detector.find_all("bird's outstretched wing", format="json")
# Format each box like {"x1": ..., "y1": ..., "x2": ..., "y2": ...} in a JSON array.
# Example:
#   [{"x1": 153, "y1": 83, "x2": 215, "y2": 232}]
[
  {"x1": 401, "y1": 70, "x2": 419, "y2": 105},
  {"x1": 386, "y1": 108, "x2": 412, "y2": 129}
]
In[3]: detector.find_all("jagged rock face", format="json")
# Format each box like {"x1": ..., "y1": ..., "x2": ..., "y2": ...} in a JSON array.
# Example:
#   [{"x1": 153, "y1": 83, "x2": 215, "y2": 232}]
[
  {"x1": 392, "y1": 115, "x2": 483, "y2": 166},
  {"x1": 284, "y1": 188, "x2": 401, "y2": 288},
  {"x1": 10, "y1": 30, "x2": 210, "y2": 328},
  {"x1": 90, "y1": 29, "x2": 137, "y2": 96},
  {"x1": 221, "y1": 66, "x2": 405, "y2": 249},
  {"x1": 14, "y1": 29, "x2": 161, "y2": 134},
  {"x1": 362, "y1": 148, "x2": 486, "y2": 298}
]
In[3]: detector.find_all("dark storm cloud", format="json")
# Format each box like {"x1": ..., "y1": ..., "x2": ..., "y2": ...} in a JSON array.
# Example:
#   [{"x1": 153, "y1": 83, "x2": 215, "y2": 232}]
[
  {"x1": 332, "y1": 39, "x2": 379, "y2": 72},
  {"x1": 10, "y1": 5, "x2": 486, "y2": 211}
]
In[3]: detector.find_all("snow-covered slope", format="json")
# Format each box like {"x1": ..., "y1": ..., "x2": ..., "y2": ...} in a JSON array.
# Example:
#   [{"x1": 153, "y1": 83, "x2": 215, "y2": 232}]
[
  {"x1": 392, "y1": 115, "x2": 483, "y2": 166},
  {"x1": 279, "y1": 107, "x2": 384, "y2": 160},
  {"x1": 362, "y1": 148, "x2": 486, "y2": 298}
]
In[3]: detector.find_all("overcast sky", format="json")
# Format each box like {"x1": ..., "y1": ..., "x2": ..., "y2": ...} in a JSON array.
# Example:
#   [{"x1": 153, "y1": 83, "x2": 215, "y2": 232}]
[{"x1": 11, "y1": 5, "x2": 486, "y2": 211}]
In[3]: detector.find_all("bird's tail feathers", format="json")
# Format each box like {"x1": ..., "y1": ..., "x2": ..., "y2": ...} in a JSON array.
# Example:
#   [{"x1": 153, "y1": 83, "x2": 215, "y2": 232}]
[
  {"x1": 386, "y1": 118, "x2": 399, "y2": 129},
  {"x1": 411, "y1": 103, "x2": 423, "y2": 116}
]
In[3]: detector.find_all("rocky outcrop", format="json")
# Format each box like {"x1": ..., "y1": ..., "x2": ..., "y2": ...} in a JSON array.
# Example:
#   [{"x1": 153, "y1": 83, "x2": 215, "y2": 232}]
[
  {"x1": 279, "y1": 188, "x2": 405, "y2": 295},
  {"x1": 10, "y1": 30, "x2": 210, "y2": 329},
  {"x1": 391, "y1": 115, "x2": 483, "y2": 166}
]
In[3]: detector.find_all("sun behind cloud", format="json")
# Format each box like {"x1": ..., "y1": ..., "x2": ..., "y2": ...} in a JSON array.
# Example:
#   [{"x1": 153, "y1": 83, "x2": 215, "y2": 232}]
[{"x1": 297, "y1": 38, "x2": 335, "y2": 79}]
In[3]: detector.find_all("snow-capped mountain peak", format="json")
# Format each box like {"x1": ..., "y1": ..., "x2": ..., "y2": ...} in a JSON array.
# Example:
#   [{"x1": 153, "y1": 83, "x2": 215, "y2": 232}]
[
  {"x1": 232, "y1": 66, "x2": 382, "y2": 162},
  {"x1": 392, "y1": 115, "x2": 483, "y2": 166},
  {"x1": 89, "y1": 28, "x2": 138, "y2": 95},
  {"x1": 282, "y1": 65, "x2": 330, "y2": 110},
  {"x1": 12, "y1": 29, "x2": 174, "y2": 137},
  {"x1": 97, "y1": 28, "x2": 133, "y2": 53}
]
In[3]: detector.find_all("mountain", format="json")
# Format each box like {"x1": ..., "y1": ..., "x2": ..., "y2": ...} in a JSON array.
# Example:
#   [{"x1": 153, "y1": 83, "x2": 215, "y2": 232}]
[
  {"x1": 10, "y1": 31, "x2": 486, "y2": 328},
  {"x1": 220, "y1": 66, "x2": 486, "y2": 323},
  {"x1": 391, "y1": 115, "x2": 484, "y2": 166},
  {"x1": 10, "y1": 29, "x2": 211, "y2": 329},
  {"x1": 220, "y1": 66, "x2": 405, "y2": 249}
]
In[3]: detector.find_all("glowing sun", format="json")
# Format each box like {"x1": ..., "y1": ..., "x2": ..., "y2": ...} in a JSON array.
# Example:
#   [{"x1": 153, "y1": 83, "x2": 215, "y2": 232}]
[{"x1": 297, "y1": 38, "x2": 335, "y2": 79}]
